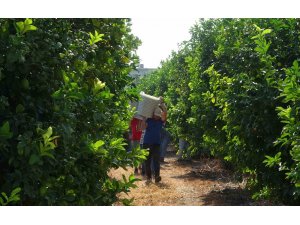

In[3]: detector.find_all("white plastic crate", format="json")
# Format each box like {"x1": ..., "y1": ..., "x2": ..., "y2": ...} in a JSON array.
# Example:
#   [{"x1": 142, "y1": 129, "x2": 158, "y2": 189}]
[{"x1": 137, "y1": 91, "x2": 161, "y2": 118}]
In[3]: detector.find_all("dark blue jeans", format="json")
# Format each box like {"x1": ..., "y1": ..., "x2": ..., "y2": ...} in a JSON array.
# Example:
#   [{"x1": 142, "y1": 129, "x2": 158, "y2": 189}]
[{"x1": 143, "y1": 143, "x2": 160, "y2": 179}]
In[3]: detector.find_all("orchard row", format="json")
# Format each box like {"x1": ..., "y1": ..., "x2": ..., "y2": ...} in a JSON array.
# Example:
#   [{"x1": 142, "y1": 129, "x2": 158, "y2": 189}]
[{"x1": 137, "y1": 19, "x2": 300, "y2": 205}]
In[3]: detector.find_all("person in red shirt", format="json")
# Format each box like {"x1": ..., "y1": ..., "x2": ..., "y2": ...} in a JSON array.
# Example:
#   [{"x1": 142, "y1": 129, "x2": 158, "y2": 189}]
[{"x1": 130, "y1": 117, "x2": 143, "y2": 174}]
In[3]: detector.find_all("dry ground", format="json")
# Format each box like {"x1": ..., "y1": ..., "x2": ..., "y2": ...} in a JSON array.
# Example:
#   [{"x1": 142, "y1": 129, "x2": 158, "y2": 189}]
[{"x1": 110, "y1": 147, "x2": 273, "y2": 206}]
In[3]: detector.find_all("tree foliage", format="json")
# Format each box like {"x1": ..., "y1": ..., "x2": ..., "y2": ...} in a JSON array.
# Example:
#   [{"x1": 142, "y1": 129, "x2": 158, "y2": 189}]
[
  {"x1": 0, "y1": 18, "x2": 146, "y2": 205},
  {"x1": 137, "y1": 18, "x2": 300, "y2": 204}
]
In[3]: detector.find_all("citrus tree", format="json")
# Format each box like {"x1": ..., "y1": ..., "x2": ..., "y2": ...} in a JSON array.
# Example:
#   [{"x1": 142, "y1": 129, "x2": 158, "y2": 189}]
[
  {"x1": 137, "y1": 18, "x2": 300, "y2": 204},
  {"x1": 0, "y1": 18, "x2": 146, "y2": 205}
]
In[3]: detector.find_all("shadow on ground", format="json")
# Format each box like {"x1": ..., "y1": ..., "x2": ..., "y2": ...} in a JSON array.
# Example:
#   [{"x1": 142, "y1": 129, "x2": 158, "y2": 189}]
[
  {"x1": 167, "y1": 151, "x2": 234, "y2": 183},
  {"x1": 171, "y1": 169, "x2": 232, "y2": 183},
  {"x1": 201, "y1": 187, "x2": 253, "y2": 206},
  {"x1": 154, "y1": 182, "x2": 171, "y2": 189}
]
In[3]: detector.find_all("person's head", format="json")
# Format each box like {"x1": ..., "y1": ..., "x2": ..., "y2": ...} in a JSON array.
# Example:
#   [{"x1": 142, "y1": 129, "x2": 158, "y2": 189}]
[{"x1": 153, "y1": 107, "x2": 162, "y2": 120}]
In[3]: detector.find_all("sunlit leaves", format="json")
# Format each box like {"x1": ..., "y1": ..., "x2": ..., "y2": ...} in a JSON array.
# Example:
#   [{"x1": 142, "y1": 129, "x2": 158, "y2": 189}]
[
  {"x1": 0, "y1": 187, "x2": 21, "y2": 206},
  {"x1": 89, "y1": 30, "x2": 104, "y2": 45},
  {"x1": 93, "y1": 78, "x2": 106, "y2": 94},
  {"x1": 263, "y1": 152, "x2": 282, "y2": 167},
  {"x1": 137, "y1": 18, "x2": 300, "y2": 203},
  {"x1": 16, "y1": 18, "x2": 37, "y2": 35},
  {"x1": 276, "y1": 60, "x2": 300, "y2": 192},
  {"x1": 0, "y1": 18, "x2": 143, "y2": 205}
]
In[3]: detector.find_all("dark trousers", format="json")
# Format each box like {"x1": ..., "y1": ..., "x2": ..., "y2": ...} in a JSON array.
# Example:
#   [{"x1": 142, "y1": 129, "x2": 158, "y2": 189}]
[{"x1": 143, "y1": 144, "x2": 160, "y2": 179}]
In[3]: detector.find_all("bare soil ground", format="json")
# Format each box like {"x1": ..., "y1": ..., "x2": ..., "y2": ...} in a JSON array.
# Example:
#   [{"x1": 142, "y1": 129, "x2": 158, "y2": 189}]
[{"x1": 110, "y1": 147, "x2": 273, "y2": 206}]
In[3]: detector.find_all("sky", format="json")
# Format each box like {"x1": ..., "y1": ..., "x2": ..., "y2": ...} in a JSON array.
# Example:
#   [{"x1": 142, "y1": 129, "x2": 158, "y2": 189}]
[
  {"x1": 130, "y1": 18, "x2": 198, "y2": 68},
  {"x1": 3, "y1": 1, "x2": 299, "y2": 71}
]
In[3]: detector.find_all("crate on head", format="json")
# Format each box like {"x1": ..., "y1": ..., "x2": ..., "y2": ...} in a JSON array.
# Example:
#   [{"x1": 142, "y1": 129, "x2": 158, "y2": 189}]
[{"x1": 137, "y1": 91, "x2": 161, "y2": 118}]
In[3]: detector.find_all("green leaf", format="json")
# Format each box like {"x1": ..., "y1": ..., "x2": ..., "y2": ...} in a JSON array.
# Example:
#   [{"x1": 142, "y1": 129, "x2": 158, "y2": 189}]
[
  {"x1": 89, "y1": 30, "x2": 104, "y2": 45},
  {"x1": 28, "y1": 25, "x2": 37, "y2": 31},
  {"x1": 8, "y1": 195, "x2": 20, "y2": 202},
  {"x1": 10, "y1": 187, "x2": 21, "y2": 197},
  {"x1": 23, "y1": 19, "x2": 37, "y2": 32},
  {"x1": 0, "y1": 188, "x2": 22, "y2": 205},
  {"x1": 15, "y1": 18, "x2": 37, "y2": 34},
  {"x1": 0, "y1": 121, "x2": 13, "y2": 139},
  {"x1": 293, "y1": 60, "x2": 299, "y2": 68},
  {"x1": 129, "y1": 174, "x2": 140, "y2": 183},
  {"x1": 29, "y1": 154, "x2": 40, "y2": 165},
  {"x1": 251, "y1": 34, "x2": 259, "y2": 40},
  {"x1": 1, "y1": 192, "x2": 8, "y2": 201},
  {"x1": 68, "y1": 92, "x2": 84, "y2": 100},
  {"x1": 40, "y1": 151, "x2": 55, "y2": 159},
  {"x1": 24, "y1": 18, "x2": 33, "y2": 25},
  {"x1": 45, "y1": 141, "x2": 56, "y2": 149},
  {"x1": 52, "y1": 90, "x2": 62, "y2": 98},
  {"x1": 93, "y1": 78, "x2": 106, "y2": 94},
  {"x1": 70, "y1": 82, "x2": 78, "y2": 89},
  {"x1": 62, "y1": 71, "x2": 70, "y2": 84},
  {"x1": 15, "y1": 21, "x2": 25, "y2": 34},
  {"x1": 211, "y1": 97, "x2": 216, "y2": 104},
  {"x1": 121, "y1": 198, "x2": 134, "y2": 206},
  {"x1": 262, "y1": 29, "x2": 272, "y2": 36},
  {"x1": 253, "y1": 24, "x2": 262, "y2": 31},
  {"x1": 129, "y1": 174, "x2": 135, "y2": 182},
  {"x1": 94, "y1": 140, "x2": 105, "y2": 149},
  {"x1": 42, "y1": 127, "x2": 53, "y2": 140},
  {"x1": 263, "y1": 152, "x2": 281, "y2": 167},
  {"x1": 16, "y1": 104, "x2": 25, "y2": 113}
]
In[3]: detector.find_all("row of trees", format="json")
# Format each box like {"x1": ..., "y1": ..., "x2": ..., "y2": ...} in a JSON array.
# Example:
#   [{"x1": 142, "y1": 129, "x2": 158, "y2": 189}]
[
  {"x1": 137, "y1": 18, "x2": 300, "y2": 204},
  {"x1": 0, "y1": 19, "x2": 146, "y2": 205}
]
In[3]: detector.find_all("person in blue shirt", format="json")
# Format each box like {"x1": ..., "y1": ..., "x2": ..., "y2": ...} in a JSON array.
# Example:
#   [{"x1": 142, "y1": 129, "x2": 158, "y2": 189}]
[{"x1": 143, "y1": 106, "x2": 167, "y2": 183}]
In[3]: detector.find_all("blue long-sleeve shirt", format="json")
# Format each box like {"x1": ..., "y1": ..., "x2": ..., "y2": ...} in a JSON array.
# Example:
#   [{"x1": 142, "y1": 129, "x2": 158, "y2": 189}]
[{"x1": 143, "y1": 118, "x2": 163, "y2": 145}]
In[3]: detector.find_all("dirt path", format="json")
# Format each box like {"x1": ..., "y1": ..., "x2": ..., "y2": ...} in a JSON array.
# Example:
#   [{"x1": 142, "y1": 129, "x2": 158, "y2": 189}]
[{"x1": 111, "y1": 148, "x2": 269, "y2": 206}]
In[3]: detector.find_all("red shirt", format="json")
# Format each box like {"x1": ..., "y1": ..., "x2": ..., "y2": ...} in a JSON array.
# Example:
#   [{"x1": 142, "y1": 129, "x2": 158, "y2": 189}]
[{"x1": 130, "y1": 118, "x2": 142, "y2": 141}]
